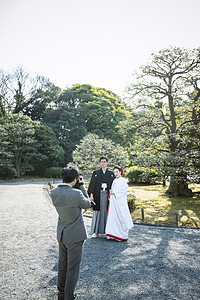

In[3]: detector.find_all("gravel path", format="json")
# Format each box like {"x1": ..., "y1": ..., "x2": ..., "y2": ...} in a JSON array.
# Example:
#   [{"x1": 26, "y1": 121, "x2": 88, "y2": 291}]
[{"x1": 0, "y1": 182, "x2": 200, "y2": 300}]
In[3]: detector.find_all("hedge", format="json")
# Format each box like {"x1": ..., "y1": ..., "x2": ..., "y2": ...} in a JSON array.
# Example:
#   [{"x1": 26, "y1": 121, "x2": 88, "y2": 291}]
[
  {"x1": 44, "y1": 167, "x2": 62, "y2": 178},
  {"x1": 125, "y1": 166, "x2": 159, "y2": 184}
]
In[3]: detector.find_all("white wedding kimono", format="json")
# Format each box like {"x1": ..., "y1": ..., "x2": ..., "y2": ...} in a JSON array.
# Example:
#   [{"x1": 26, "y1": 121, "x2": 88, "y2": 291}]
[{"x1": 105, "y1": 177, "x2": 133, "y2": 241}]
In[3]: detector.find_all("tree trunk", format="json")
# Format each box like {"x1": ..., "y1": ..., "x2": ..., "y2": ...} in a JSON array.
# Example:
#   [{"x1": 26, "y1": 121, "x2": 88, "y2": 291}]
[
  {"x1": 166, "y1": 176, "x2": 193, "y2": 197},
  {"x1": 162, "y1": 176, "x2": 166, "y2": 187},
  {"x1": 16, "y1": 163, "x2": 20, "y2": 178},
  {"x1": 15, "y1": 152, "x2": 22, "y2": 178}
]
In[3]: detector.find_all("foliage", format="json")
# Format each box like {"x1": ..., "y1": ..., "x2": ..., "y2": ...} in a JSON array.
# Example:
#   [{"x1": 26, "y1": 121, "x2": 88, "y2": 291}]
[
  {"x1": 43, "y1": 105, "x2": 87, "y2": 163},
  {"x1": 124, "y1": 46, "x2": 200, "y2": 196},
  {"x1": 43, "y1": 83, "x2": 130, "y2": 163},
  {"x1": 30, "y1": 122, "x2": 65, "y2": 175},
  {"x1": 1, "y1": 51, "x2": 199, "y2": 190},
  {"x1": 0, "y1": 165, "x2": 17, "y2": 178},
  {"x1": 44, "y1": 167, "x2": 63, "y2": 178},
  {"x1": 72, "y1": 133, "x2": 130, "y2": 174},
  {"x1": 0, "y1": 113, "x2": 65, "y2": 178},
  {"x1": 0, "y1": 122, "x2": 14, "y2": 177},
  {"x1": 125, "y1": 166, "x2": 159, "y2": 184},
  {"x1": 118, "y1": 107, "x2": 137, "y2": 152},
  {"x1": 24, "y1": 78, "x2": 61, "y2": 120},
  {"x1": 0, "y1": 66, "x2": 60, "y2": 120},
  {"x1": 57, "y1": 84, "x2": 128, "y2": 145},
  {"x1": 0, "y1": 113, "x2": 36, "y2": 177}
]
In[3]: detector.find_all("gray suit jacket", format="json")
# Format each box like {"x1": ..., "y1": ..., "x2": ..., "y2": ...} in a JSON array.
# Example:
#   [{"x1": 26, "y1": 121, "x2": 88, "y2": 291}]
[{"x1": 50, "y1": 184, "x2": 91, "y2": 244}]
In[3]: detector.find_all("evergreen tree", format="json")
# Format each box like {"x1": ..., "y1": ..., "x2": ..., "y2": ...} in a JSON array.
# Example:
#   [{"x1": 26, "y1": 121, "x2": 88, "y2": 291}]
[{"x1": 125, "y1": 46, "x2": 200, "y2": 196}]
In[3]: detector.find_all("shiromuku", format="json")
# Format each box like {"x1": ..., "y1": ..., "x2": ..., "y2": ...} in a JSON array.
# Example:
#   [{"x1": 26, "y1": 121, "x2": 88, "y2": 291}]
[{"x1": 105, "y1": 166, "x2": 133, "y2": 241}]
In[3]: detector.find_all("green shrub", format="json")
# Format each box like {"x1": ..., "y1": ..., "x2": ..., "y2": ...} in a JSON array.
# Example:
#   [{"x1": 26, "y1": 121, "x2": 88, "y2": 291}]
[
  {"x1": 0, "y1": 166, "x2": 17, "y2": 178},
  {"x1": 20, "y1": 164, "x2": 35, "y2": 176},
  {"x1": 125, "y1": 166, "x2": 158, "y2": 184},
  {"x1": 44, "y1": 167, "x2": 62, "y2": 178},
  {"x1": 127, "y1": 192, "x2": 136, "y2": 213}
]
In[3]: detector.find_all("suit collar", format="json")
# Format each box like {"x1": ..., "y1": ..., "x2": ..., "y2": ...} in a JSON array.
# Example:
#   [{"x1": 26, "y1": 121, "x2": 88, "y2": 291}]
[
  {"x1": 100, "y1": 168, "x2": 108, "y2": 173},
  {"x1": 58, "y1": 183, "x2": 72, "y2": 188}
]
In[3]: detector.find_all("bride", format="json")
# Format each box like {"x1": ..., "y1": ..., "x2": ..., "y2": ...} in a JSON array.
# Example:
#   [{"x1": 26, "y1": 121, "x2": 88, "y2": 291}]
[{"x1": 105, "y1": 166, "x2": 133, "y2": 241}]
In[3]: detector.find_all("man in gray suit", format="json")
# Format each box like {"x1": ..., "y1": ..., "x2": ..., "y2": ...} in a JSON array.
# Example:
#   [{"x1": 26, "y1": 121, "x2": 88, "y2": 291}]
[{"x1": 50, "y1": 166, "x2": 92, "y2": 300}]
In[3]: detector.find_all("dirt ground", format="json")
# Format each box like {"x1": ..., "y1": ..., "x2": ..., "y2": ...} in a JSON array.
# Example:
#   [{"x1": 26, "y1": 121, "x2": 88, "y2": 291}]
[{"x1": 0, "y1": 182, "x2": 200, "y2": 300}]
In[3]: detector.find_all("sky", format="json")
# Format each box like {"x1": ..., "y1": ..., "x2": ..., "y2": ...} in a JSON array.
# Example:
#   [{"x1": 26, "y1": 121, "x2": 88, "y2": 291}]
[{"x1": 0, "y1": 0, "x2": 200, "y2": 97}]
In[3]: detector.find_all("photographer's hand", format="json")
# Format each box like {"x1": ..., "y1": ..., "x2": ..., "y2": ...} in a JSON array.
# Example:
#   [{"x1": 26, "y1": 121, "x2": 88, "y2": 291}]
[{"x1": 78, "y1": 176, "x2": 84, "y2": 184}]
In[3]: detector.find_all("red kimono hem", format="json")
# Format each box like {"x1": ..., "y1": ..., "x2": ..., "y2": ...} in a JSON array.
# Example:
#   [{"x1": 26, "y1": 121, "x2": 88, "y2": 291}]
[{"x1": 106, "y1": 234, "x2": 128, "y2": 241}]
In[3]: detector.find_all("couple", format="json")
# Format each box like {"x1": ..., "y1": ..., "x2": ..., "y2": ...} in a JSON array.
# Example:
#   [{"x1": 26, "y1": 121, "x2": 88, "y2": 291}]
[{"x1": 88, "y1": 156, "x2": 133, "y2": 241}]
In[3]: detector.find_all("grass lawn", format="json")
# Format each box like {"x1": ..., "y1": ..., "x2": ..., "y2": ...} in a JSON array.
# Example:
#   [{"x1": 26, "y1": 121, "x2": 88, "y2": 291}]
[
  {"x1": 83, "y1": 182, "x2": 200, "y2": 228},
  {"x1": 0, "y1": 176, "x2": 52, "y2": 183},
  {"x1": 128, "y1": 183, "x2": 200, "y2": 228}
]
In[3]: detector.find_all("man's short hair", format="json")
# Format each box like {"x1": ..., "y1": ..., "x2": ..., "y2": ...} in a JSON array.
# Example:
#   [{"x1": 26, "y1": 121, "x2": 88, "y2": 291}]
[
  {"x1": 61, "y1": 166, "x2": 79, "y2": 183},
  {"x1": 99, "y1": 156, "x2": 108, "y2": 162}
]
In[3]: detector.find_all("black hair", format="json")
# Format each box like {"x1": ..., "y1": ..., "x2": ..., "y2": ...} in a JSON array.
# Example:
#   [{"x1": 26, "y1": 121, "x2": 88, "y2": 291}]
[
  {"x1": 113, "y1": 165, "x2": 122, "y2": 173},
  {"x1": 99, "y1": 156, "x2": 108, "y2": 162},
  {"x1": 61, "y1": 166, "x2": 79, "y2": 183}
]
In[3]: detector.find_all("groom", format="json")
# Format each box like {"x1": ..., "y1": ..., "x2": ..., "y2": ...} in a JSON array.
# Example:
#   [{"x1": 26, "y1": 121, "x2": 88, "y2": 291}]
[
  {"x1": 88, "y1": 156, "x2": 115, "y2": 238},
  {"x1": 50, "y1": 166, "x2": 92, "y2": 300}
]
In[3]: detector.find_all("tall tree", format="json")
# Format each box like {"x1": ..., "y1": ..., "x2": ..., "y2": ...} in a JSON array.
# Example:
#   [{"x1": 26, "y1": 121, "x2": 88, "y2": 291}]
[
  {"x1": 44, "y1": 84, "x2": 130, "y2": 163},
  {"x1": 0, "y1": 69, "x2": 10, "y2": 117},
  {"x1": 0, "y1": 113, "x2": 36, "y2": 177},
  {"x1": 57, "y1": 84, "x2": 128, "y2": 145},
  {"x1": 0, "y1": 113, "x2": 65, "y2": 177},
  {"x1": 0, "y1": 66, "x2": 60, "y2": 119},
  {"x1": 24, "y1": 76, "x2": 61, "y2": 120},
  {"x1": 30, "y1": 122, "x2": 65, "y2": 174},
  {"x1": 43, "y1": 105, "x2": 87, "y2": 163},
  {"x1": 0, "y1": 124, "x2": 15, "y2": 177},
  {"x1": 126, "y1": 46, "x2": 200, "y2": 196}
]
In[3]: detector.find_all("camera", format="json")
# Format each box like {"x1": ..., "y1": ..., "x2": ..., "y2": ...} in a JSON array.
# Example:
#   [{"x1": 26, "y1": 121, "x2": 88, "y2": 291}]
[{"x1": 74, "y1": 175, "x2": 84, "y2": 189}]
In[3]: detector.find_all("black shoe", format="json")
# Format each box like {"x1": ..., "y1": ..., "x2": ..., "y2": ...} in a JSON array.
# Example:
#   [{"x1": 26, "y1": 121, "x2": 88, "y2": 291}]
[{"x1": 58, "y1": 291, "x2": 76, "y2": 300}]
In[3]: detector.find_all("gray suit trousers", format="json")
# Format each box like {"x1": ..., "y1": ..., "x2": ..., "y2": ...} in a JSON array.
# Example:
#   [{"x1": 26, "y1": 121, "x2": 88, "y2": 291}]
[{"x1": 57, "y1": 239, "x2": 84, "y2": 300}]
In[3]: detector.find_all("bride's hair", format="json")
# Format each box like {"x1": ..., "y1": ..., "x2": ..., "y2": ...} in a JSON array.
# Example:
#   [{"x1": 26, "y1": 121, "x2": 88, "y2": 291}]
[{"x1": 113, "y1": 165, "x2": 123, "y2": 174}]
